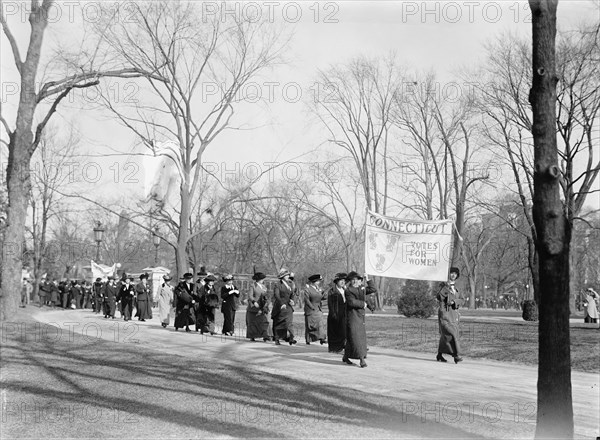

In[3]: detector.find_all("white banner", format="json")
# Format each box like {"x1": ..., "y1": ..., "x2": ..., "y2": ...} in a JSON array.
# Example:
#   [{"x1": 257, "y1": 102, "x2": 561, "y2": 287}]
[
  {"x1": 91, "y1": 261, "x2": 116, "y2": 281},
  {"x1": 365, "y1": 211, "x2": 453, "y2": 281}
]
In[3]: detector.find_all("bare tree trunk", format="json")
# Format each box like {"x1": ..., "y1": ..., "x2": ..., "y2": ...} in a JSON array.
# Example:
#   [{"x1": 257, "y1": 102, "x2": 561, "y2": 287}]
[
  {"x1": 2, "y1": 147, "x2": 32, "y2": 319},
  {"x1": 177, "y1": 189, "x2": 192, "y2": 277},
  {"x1": 0, "y1": 1, "x2": 50, "y2": 321},
  {"x1": 528, "y1": 1, "x2": 573, "y2": 438}
]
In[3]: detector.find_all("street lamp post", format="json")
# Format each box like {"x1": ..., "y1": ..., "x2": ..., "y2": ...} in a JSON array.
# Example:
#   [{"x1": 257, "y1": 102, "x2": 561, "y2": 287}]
[
  {"x1": 152, "y1": 227, "x2": 160, "y2": 265},
  {"x1": 93, "y1": 221, "x2": 105, "y2": 263}
]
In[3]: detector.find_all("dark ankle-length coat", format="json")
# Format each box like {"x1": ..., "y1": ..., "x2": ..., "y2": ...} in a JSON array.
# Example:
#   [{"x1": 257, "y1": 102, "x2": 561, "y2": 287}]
[
  {"x1": 344, "y1": 280, "x2": 377, "y2": 360},
  {"x1": 436, "y1": 282, "x2": 462, "y2": 357}
]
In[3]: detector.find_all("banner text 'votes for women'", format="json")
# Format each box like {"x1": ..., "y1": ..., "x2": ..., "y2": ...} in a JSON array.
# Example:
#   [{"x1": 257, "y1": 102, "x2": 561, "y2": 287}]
[{"x1": 364, "y1": 211, "x2": 452, "y2": 281}]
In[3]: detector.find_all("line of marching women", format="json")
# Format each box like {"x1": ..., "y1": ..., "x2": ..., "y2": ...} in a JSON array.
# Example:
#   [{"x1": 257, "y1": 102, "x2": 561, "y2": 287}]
[
  {"x1": 166, "y1": 268, "x2": 378, "y2": 368},
  {"x1": 90, "y1": 273, "x2": 154, "y2": 321}
]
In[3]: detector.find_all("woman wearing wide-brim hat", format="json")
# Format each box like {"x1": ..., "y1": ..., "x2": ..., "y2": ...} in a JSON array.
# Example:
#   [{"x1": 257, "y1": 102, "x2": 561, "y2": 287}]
[
  {"x1": 342, "y1": 271, "x2": 377, "y2": 368},
  {"x1": 272, "y1": 269, "x2": 297, "y2": 345},
  {"x1": 435, "y1": 267, "x2": 463, "y2": 364},
  {"x1": 246, "y1": 272, "x2": 271, "y2": 341},
  {"x1": 174, "y1": 273, "x2": 195, "y2": 332},
  {"x1": 158, "y1": 275, "x2": 174, "y2": 328},
  {"x1": 303, "y1": 274, "x2": 326, "y2": 345},
  {"x1": 195, "y1": 274, "x2": 219, "y2": 334},
  {"x1": 118, "y1": 276, "x2": 136, "y2": 321},
  {"x1": 327, "y1": 272, "x2": 347, "y2": 353},
  {"x1": 135, "y1": 273, "x2": 153, "y2": 322}
]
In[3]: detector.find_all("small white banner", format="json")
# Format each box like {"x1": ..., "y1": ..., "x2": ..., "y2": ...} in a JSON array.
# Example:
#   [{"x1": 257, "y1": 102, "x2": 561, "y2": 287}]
[
  {"x1": 365, "y1": 211, "x2": 453, "y2": 281},
  {"x1": 91, "y1": 261, "x2": 116, "y2": 281}
]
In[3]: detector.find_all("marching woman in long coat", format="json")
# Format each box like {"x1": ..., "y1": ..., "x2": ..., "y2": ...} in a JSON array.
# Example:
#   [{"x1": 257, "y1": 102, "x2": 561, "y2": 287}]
[
  {"x1": 104, "y1": 276, "x2": 118, "y2": 319},
  {"x1": 343, "y1": 271, "x2": 377, "y2": 368},
  {"x1": 272, "y1": 269, "x2": 297, "y2": 345},
  {"x1": 158, "y1": 275, "x2": 174, "y2": 328},
  {"x1": 303, "y1": 274, "x2": 326, "y2": 345},
  {"x1": 436, "y1": 267, "x2": 463, "y2": 363},
  {"x1": 174, "y1": 273, "x2": 195, "y2": 332},
  {"x1": 246, "y1": 272, "x2": 271, "y2": 341},
  {"x1": 220, "y1": 274, "x2": 240, "y2": 336},
  {"x1": 327, "y1": 273, "x2": 347, "y2": 353},
  {"x1": 196, "y1": 275, "x2": 219, "y2": 334},
  {"x1": 118, "y1": 276, "x2": 135, "y2": 321},
  {"x1": 135, "y1": 273, "x2": 153, "y2": 321},
  {"x1": 92, "y1": 278, "x2": 103, "y2": 314}
]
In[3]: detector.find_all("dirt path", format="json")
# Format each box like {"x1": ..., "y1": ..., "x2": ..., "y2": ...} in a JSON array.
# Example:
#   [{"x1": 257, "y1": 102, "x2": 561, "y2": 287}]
[{"x1": 10, "y1": 308, "x2": 599, "y2": 439}]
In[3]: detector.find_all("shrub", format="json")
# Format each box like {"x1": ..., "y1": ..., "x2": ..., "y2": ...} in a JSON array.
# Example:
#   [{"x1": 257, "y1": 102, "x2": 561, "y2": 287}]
[
  {"x1": 397, "y1": 280, "x2": 437, "y2": 318},
  {"x1": 522, "y1": 300, "x2": 538, "y2": 321}
]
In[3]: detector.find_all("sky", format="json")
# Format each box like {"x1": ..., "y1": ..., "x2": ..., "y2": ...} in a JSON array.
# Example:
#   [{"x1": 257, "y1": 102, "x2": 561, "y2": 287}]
[{"x1": 1, "y1": 1, "x2": 599, "y2": 214}]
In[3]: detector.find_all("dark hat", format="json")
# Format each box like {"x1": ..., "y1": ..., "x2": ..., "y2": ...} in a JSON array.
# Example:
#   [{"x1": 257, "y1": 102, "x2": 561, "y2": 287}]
[
  {"x1": 278, "y1": 268, "x2": 290, "y2": 279},
  {"x1": 449, "y1": 267, "x2": 460, "y2": 279},
  {"x1": 252, "y1": 272, "x2": 266, "y2": 281},
  {"x1": 163, "y1": 275, "x2": 172, "y2": 281},
  {"x1": 107, "y1": 276, "x2": 115, "y2": 281},
  {"x1": 333, "y1": 272, "x2": 347, "y2": 283},
  {"x1": 204, "y1": 275, "x2": 217, "y2": 283},
  {"x1": 126, "y1": 275, "x2": 134, "y2": 281},
  {"x1": 95, "y1": 277, "x2": 102, "y2": 282},
  {"x1": 222, "y1": 274, "x2": 234, "y2": 282},
  {"x1": 139, "y1": 273, "x2": 148, "y2": 280},
  {"x1": 346, "y1": 271, "x2": 363, "y2": 282},
  {"x1": 308, "y1": 274, "x2": 322, "y2": 283},
  {"x1": 197, "y1": 266, "x2": 208, "y2": 276},
  {"x1": 183, "y1": 272, "x2": 194, "y2": 279}
]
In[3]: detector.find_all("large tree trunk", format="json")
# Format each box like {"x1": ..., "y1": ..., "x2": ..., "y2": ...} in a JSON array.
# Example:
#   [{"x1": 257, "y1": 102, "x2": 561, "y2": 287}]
[
  {"x1": 528, "y1": 1, "x2": 574, "y2": 438},
  {"x1": 1, "y1": 147, "x2": 32, "y2": 319},
  {"x1": 0, "y1": 1, "x2": 51, "y2": 321}
]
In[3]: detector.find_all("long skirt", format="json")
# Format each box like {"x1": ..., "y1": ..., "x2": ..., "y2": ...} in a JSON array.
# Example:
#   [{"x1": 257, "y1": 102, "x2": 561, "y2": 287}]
[
  {"x1": 62, "y1": 292, "x2": 69, "y2": 308},
  {"x1": 104, "y1": 299, "x2": 116, "y2": 318},
  {"x1": 344, "y1": 309, "x2": 367, "y2": 360},
  {"x1": 246, "y1": 310, "x2": 269, "y2": 339},
  {"x1": 196, "y1": 306, "x2": 216, "y2": 333},
  {"x1": 174, "y1": 305, "x2": 195, "y2": 329},
  {"x1": 272, "y1": 307, "x2": 294, "y2": 341},
  {"x1": 222, "y1": 306, "x2": 236, "y2": 334},
  {"x1": 136, "y1": 298, "x2": 152, "y2": 320},
  {"x1": 327, "y1": 313, "x2": 346, "y2": 353},
  {"x1": 94, "y1": 297, "x2": 102, "y2": 313},
  {"x1": 305, "y1": 312, "x2": 325, "y2": 342},
  {"x1": 158, "y1": 297, "x2": 171, "y2": 326},
  {"x1": 437, "y1": 308, "x2": 461, "y2": 356},
  {"x1": 121, "y1": 298, "x2": 133, "y2": 320},
  {"x1": 50, "y1": 290, "x2": 60, "y2": 304},
  {"x1": 73, "y1": 292, "x2": 81, "y2": 309}
]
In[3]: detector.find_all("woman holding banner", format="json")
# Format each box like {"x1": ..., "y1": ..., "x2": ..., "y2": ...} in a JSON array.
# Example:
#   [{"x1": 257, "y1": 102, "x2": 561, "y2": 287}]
[
  {"x1": 343, "y1": 271, "x2": 377, "y2": 368},
  {"x1": 436, "y1": 267, "x2": 463, "y2": 363}
]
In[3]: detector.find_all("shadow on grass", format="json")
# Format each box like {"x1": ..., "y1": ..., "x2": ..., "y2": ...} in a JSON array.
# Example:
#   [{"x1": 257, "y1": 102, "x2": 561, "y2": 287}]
[{"x1": 1, "y1": 315, "x2": 485, "y2": 439}]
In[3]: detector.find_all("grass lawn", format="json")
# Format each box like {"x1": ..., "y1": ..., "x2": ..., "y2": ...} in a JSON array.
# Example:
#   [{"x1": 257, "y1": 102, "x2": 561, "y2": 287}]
[{"x1": 365, "y1": 314, "x2": 600, "y2": 373}]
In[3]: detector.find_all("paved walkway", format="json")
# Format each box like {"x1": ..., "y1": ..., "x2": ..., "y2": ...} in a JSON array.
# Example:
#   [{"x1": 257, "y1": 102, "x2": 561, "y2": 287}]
[{"x1": 25, "y1": 308, "x2": 600, "y2": 439}]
